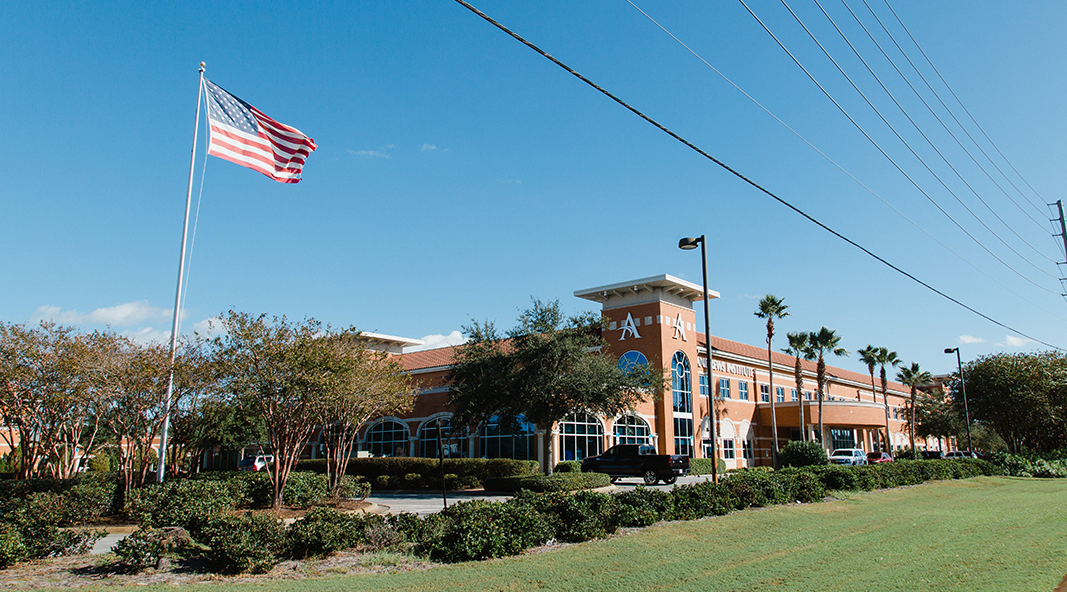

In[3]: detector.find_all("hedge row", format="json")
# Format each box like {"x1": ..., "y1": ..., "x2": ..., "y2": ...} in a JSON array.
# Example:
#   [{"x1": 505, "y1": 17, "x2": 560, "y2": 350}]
[{"x1": 294, "y1": 458, "x2": 540, "y2": 489}]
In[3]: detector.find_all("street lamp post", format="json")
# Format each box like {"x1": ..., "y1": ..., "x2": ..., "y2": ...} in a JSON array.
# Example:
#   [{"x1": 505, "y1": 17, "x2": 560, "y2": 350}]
[
  {"x1": 679, "y1": 236, "x2": 718, "y2": 484},
  {"x1": 944, "y1": 347, "x2": 973, "y2": 452}
]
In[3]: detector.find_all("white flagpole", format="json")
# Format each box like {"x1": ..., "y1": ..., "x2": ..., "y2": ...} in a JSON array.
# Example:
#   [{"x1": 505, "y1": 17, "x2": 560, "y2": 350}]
[{"x1": 157, "y1": 62, "x2": 205, "y2": 483}]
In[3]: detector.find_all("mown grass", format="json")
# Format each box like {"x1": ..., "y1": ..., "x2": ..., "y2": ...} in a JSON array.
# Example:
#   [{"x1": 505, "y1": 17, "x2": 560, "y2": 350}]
[{"x1": 82, "y1": 476, "x2": 1067, "y2": 592}]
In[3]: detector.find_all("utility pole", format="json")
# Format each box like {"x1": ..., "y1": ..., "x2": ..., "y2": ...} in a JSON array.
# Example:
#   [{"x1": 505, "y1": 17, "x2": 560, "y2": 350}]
[{"x1": 1052, "y1": 200, "x2": 1067, "y2": 299}]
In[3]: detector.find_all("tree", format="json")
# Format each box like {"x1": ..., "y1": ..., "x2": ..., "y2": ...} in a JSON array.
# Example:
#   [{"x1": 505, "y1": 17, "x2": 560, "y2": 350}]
[
  {"x1": 856, "y1": 346, "x2": 883, "y2": 450},
  {"x1": 782, "y1": 331, "x2": 811, "y2": 442},
  {"x1": 314, "y1": 335, "x2": 415, "y2": 497},
  {"x1": 447, "y1": 299, "x2": 663, "y2": 475},
  {"x1": 875, "y1": 347, "x2": 901, "y2": 452},
  {"x1": 806, "y1": 327, "x2": 848, "y2": 449},
  {"x1": 896, "y1": 362, "x2": 933, "y2": 459},
  {"x1": 754, "y1": 295, "x2": 789, "y2": 467},
  {"x1": 214, "y1": 311, "x2": 383, "y2": 510},
  {"x1": 0, "y1": 322, "x2": 105, "y2": 480},
  {"x1": 952, "y1": 351, "x2": 1067, "y2": 452}
]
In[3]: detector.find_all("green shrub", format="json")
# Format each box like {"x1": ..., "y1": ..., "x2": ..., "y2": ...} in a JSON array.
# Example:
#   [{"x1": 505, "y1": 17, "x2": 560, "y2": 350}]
[
  {"x1": 484, "y1": 471, "x2": 609, "y2": 493},
  {"x1": 402, "y1": 473, "x2": 424, "y2": 489},
  {"x1": 125, "y1": 479, "x2": 235, "y2": 534},
  {"x1": 689, "y1": 457, "x2": 728, "y2": 476},
  {"x1": 528, "y1": 490, "x2": 619, "y2": 543},
  {"x1": 286, "y1": 507, "x2": 362, "y2": 559},
  {"x1": 809, "y1": 465, "x2": 860, "y2": 491},
  {"x1": 417, "y1": 499, "x2": 553, "y2": 562},
  {"x1": 299, "y1": 457, "x2": 539, "y2": 485},
  {"x1": 615, "y1": 486, "x2": 676, "y2": 527},
  {"x1": 723, "y1": 470, "x2": 789, "y2": 507},
  {"x1": 774, "y1": 469, "x2": 827, "y2": 503},
  {"x1": 0, "y1": 474, "x2": 118, "y2": 524},
  {"x1": 671, "y1": 481, "x2": 736, "y2": 520},
  {"x1": 337, "y1": 475, "x2": 371, "y2": 500},
  {"x1": 113, "y1": 528, "x2": 166, "y2": 569},
  {"x1": 779, "y1": 441, "x2": 829, "y2": 468},
  {"x1": 554, "y1": 461, "x2": 582, "y2": 473},
  {"x1": 200, "y1": 513, "x2": 287, "y2": 574},
  {"x1": 282, "y1": 472, "x2": 330, "y2": 508},
  {"x1": 0, "y1": 524, "x2": 26, "y2": 569}
]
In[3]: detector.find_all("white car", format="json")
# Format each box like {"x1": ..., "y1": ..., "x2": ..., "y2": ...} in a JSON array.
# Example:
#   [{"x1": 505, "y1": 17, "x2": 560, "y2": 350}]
[
  {"x1": 238, "y1": 455, "x2": 273, "y2": 472},
  {"x1": 944, "y1": 450, "x2": 978, "y2": 459},
  {"x1": 829, "y1": 448, "x2": 868, "y2": 466}
]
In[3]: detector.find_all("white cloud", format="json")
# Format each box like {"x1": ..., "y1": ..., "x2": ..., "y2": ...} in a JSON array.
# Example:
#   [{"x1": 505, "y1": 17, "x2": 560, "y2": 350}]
[
  {"x1": 192, "y1": 317, "x2": 222, "y2": 338},
  {"x1": 421, "y1": 143, "x2": 436, "y2": 151},
  {"x1": 33, "y1": 301, "x2": 172, "y2": 327},
  {"x1": 958, "y1": 335, "x2": 985, "y2": 344},
  {"x1": 407, "y1": 330, "x2": 467, "y2": 352},
  {"x1": 122, "y1": 327, "x2": 173, "y2": 345},
  {"x1": 347, "y1": 144, "x2": 394, "y2": 158},
  {"x1": 1004, "y1": 335, "x2": 1034, "y2": 348}
]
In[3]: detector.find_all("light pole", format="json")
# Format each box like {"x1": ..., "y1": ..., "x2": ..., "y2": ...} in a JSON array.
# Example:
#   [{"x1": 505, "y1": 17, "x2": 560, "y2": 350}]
[
  {"x1": 944, "y1": 347, "x2": 973, "y2": 452},
  {"x1": 679, "y1": 236, "x2": 718, "y2": 484}
]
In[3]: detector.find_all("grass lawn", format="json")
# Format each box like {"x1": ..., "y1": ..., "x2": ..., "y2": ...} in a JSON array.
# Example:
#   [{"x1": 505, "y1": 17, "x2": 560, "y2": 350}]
[{"x1": 86, "y1": 476, "x2": 1067, "y2": 592}]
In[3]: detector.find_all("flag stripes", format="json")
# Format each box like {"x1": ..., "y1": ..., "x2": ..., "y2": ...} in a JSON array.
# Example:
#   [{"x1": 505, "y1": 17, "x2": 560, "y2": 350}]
[{"x1": 204, "y1": 79, "x2": 316, "y2": 183}]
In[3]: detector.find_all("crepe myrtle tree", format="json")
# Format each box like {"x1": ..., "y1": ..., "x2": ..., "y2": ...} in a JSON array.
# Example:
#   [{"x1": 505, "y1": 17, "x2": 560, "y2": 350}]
[
  {"x1": 447, "y1": 298, "x2": 666, "y2": 475},
  {"x1": 213, "y1": 311, "x2": 392, "y2": 510},
  {"x1": 313, "y1": 335, "x2": 416, "y2": 497}
]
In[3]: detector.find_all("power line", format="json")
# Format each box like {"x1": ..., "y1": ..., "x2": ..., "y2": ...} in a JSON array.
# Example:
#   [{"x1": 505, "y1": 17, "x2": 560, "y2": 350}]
[
  {"x1": 739, "y1": 0, "x2": 1059, "y2": 294},
  {"x1": 450, "y1": 0, "x2": 1063, "y2": 351},
  {"x1": 816, "y1": 0, "x2": 1058, "y2": 266},
  {"x1": 621, "y1": 0, "x2": 1067, "y2": 322},
  {"x1": 854, "y1": 0, "x2": 1053, "y2": 234},
  {"x1": 880, "y1": 0, "x2": 1052, "y2": 218}
]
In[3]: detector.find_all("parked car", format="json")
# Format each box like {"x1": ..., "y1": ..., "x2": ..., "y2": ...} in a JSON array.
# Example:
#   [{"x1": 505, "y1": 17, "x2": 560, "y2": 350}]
[
  {"x1": 829, "y1": 448, "x2": 868, "y2": 466},
  {"x1": 238, "y1": 455, "x2": 273, "y2": 472},
  {"x1": 866, "y1": 451, "x2": 893, "y2": 464},
  {"x1": 581, "y1": 444, "x2": 690, "y2": 485},
  {"x1": 921, "y1": 450, "x2": 945, "y2": 460},
  {"x1": 944, "y1": 450, "x2": 978, "y2": 459}
]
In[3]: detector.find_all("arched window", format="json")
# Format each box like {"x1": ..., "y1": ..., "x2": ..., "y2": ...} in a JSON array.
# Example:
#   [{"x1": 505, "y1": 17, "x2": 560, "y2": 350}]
[
  {"x1": 417, "y1": 417, "x2": 466, "y2": 458},
  {"x1": 617, "y1": 350, "x2": 649, "y2": 372},
  {"x1": 558, "y1": 411, "x2": 604, "y2": 462},
  {"x1": 613, "y1": 414, "x2": 651, "y2": 446},
  {"x1": 672, "y1": 351, "x2": 691, "y2": 413},
  {"x1": 479, "y1": 415, "x2": 537, "y2": 460},
  {"x1": 365, "y1": 420, "x2": 410, "y2": 457}
]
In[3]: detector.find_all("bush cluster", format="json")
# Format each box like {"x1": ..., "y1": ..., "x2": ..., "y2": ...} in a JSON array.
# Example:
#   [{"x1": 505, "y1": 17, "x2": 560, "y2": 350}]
[
  {"x1": 778, "y1": 441, "x2": 829, "y2": 468},
  {"x1": 295, "y1": 458, "x2": 539, "y2": 490},
  {"x1": 484, "y1": 471, "x2": 610, "y2": 493}
]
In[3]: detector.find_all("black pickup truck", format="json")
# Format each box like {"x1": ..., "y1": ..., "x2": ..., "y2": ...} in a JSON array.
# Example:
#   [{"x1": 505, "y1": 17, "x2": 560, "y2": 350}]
[{"x1": 580, "y1": 444, "x2": 690, "y2": 485}]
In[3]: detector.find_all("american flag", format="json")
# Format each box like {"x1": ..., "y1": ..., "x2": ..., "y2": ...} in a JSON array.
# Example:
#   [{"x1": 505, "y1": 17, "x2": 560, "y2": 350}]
[{"x1": 204, "y1": 79, "x2": 316, "y2": 183}]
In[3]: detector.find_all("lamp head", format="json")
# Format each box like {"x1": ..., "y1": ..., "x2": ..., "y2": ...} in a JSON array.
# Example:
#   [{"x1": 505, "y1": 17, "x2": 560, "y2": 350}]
[
  {"x1": 678, "y1": 237, "x2": 702, "y2": 250},
  {"x1": 944, "y1": 347, "x2": 957, "y2": 354}
]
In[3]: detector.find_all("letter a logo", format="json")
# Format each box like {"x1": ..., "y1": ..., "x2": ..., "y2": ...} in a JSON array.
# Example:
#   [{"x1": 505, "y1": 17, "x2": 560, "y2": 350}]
[
  {"x1": 619, "y1": 312, "x2": 641, "y2": 341},
  {"x1": 673, "y1": 313, "x2": 687, "y2": 341}
]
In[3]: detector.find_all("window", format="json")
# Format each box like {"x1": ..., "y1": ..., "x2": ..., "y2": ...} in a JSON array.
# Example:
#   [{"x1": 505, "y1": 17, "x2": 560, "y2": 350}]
[
  {"x1": 722, "y1": 439, "x2": 736, "y2": 459},
  {"x1": 617, "y1": 350, "x2": 649, "y2": 372},
  {"x1": 776, "y1": 386, "x2": 785, "y2": 403},
  {"x1": 719, "y1": 378, "x2": 731, "y2": 399},
  {"x1": 791, "y1": 389, "x2": 798, "y2": 401},
  {"x1": 559, "y1": 412, "x2": 604, "y2": 462},
  {"x1": 830, "y1": 429, "x2": 855, "y2": 451},
  {"x1": 760, "y1": 384, "x2": 770, "y2": 403},
  {"x1": 674, "y1": 417, "x2": 693, "y2": 456},
  {"x1": 742, "y1": 439, "x2": 754, "y2": 460},
  {"x1": 805, "y1": 391, "x2": 813, "y2": 401},
  {"x1": 738, "y1": 381, "x2": 749, "y2": 401},
  {"x1": 672, "y1": 352, "x2": 692, "y2": 413},
  {"x1": 418, "y1": 418, "x2": 466, "y2": 458},
  {"x1": 480, "y1": 415, "x2": 536, "y2": 460},
  {"x1": 613, "y1": 415, "x2": 651, "y2": 446},
  {"x1": 699, "y1": 374, "x2": 708, "y2": 398},
  {"x1": 365, "y1": 420, "x2": 410, "y2": 457}
]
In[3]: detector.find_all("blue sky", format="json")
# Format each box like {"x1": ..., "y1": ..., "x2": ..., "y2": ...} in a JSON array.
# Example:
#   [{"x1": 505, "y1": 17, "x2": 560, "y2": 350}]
[{"x1": 3, "y1": 1, "x2": 1065, "y2": 377}]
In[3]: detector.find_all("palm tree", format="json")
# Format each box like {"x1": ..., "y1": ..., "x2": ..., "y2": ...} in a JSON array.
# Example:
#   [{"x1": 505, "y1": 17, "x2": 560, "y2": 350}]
[
  {"x1": 807, "y1": 327, "x2": 848, "y2": 450},
  {"x1": 857, "y1": 345, "x2": 883, "y2": 450},
  {"x1": 782, "y1": 331, "x2": 811, "y2": 442},
  {"x1": 897, "y1": 362, "x2": 933, "y2": 459},
  {"x1": 755, "y1": 295, "x2": 789, "y2": 467},
  {"x1": 875, "y1": 347, "x2": 902, "y2": 454}
]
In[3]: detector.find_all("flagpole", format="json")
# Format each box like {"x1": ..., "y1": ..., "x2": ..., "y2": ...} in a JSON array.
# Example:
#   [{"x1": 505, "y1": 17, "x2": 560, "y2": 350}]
[{"x1": 157, "y1": 62, "x2": 205, "y2": 483}]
